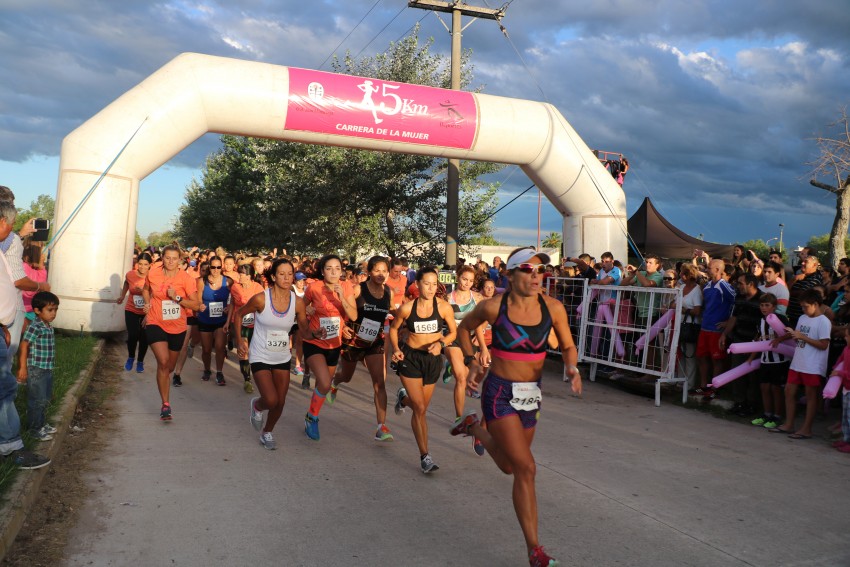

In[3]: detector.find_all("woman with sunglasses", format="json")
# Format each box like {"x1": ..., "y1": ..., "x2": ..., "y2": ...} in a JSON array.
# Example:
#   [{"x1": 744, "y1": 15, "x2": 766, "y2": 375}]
[
  {"x1": 390, "y1": 266, "x2": 458, "y2": 473},
  {"x1": 452, "y1": 247, "x2": 580, "y2": 567},
  {"x1": 117, "y1": 251, "x2": 152, "y2": 373},
  {"x1": 231, "y1": 264, "x2": 264, "y2": 393},
  {"x1": 240, "y1": 258, "x2": 309, "y2": 449},
  {"x1": 327, "y1": 256, "x2": 397, "y2": 441},
  {"x1": 142, "y1": 245, "x2": 201, "y2": 420},
  {"x1": 301, "y1": 254, "x2": 358, "y2": 441},
  {"x1": 196, "y1": 257, "x2": 234, "y2": 385}
]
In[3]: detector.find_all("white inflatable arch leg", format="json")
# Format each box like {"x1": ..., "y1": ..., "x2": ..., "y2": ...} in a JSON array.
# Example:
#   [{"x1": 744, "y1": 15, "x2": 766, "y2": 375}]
[{"x1": 51, "y1": 53, "x2": 625, "y2": 332}]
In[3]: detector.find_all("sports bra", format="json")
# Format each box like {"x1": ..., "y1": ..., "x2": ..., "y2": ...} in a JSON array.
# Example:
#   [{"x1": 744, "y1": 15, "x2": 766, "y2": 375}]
[
  {"x1": 405, "y1": 296, "x2": 445, "y2": 335},
  {"x1": 449, "y1": 290, "x2": 476, "y2": 320},
  {"x1": 490, "y1": 293, "x2": 552, "y2": 362}
]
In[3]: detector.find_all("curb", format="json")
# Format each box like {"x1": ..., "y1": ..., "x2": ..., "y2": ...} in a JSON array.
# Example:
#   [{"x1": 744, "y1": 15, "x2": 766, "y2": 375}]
[{"x1": 0, "y1": 338, "x2": 105, "y2": 560}]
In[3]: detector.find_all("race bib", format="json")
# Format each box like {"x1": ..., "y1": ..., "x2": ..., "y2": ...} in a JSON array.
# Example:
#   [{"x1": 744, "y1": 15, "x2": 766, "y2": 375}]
[
  {"x1": 209, "y1": 301, "x2": 224, "y2": 318},
  {"x1": 413, "y1": 319, "x2": 439, "y2": 334},
  {"x1": 356, "y1": 318, "x2": 381, "y2": 343},
  {"x1": 509, "y1": 382, "x2": 542, "y2": 411},
  {"x1": 242, "y1": 313, "x2": 255, "y2": 327},
  {"x1": 162, "y1": 300, "x2": 181, "y2": 321},
  {"x1": 319, "y1": 316, "x2": 340, "y2": 339},
  {"x1": 132, "y1": 295, "x2": 145, "y2": 309},
  {"x1": 266, "y1": 330, "x2": 289, "y2": 352}
]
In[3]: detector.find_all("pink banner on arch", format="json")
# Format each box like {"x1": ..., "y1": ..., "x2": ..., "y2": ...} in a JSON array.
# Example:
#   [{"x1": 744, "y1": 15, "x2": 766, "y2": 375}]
[{"x1": 285, "y1": 68, "x2": 479, "y2": 150}]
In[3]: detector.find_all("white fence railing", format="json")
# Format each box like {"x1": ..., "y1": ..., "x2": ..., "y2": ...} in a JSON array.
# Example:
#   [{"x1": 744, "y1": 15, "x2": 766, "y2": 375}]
[{"x1": 545, "y1": 277, "x2": 687, "y2": 406}]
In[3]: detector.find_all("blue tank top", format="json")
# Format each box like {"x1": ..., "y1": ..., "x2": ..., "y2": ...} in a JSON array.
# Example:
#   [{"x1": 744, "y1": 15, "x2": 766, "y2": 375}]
[{"x1": 197, "y1": 277, "x2": 230, "y2": 325}]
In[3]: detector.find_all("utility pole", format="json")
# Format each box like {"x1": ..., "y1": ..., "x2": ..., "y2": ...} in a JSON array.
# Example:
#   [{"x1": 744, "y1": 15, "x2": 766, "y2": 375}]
[{"x1": 408, "y1": 0, "x2": 506, "y2": 267}]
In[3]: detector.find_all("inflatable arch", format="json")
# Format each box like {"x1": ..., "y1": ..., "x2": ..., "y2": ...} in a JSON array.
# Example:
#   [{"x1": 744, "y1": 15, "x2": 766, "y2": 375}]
[{"x1": 51, "y1": 53, "x2": 625, "y2": 332}]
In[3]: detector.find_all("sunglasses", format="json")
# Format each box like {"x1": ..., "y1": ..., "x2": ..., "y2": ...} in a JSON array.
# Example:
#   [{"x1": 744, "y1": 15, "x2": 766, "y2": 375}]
[
  {"x1": 210, "y1": 266, "x2": 222, "y2": 270},
  {"x1": 516, "y1": 263, "x2": 545, "y2": 274},
  {"x1": 663, "y1": 276, "x2": 676, "y2": 281}
]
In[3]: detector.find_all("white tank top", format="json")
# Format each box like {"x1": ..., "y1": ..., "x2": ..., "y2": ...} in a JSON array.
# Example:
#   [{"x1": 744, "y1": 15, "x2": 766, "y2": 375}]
[{"x1": 249, "y1": 288, "x2": 297, "y2": 365}]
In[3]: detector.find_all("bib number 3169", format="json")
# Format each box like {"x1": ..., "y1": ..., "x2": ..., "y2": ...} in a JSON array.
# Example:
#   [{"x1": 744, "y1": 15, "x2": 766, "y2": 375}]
[{"x1": 509, "y1": 382, "x2": 542, "y2": 411}]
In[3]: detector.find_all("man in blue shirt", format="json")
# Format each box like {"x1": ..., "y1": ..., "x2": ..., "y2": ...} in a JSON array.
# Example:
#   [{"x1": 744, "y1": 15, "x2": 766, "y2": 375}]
[{"x1": 696, "y1": 258, "x2": 736, "y2": 397}]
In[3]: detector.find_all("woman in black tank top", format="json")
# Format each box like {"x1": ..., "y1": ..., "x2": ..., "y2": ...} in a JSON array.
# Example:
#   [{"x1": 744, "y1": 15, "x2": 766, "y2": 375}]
[
  {"x1": 389, "y1": 266, "x2": 457, "y2": 474},
  {"x1": 326, "y1": 256, "x2": 397, "y2": 442}
]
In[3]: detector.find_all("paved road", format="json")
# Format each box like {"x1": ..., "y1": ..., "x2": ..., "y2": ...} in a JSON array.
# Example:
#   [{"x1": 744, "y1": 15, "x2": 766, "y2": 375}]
[{"x1": 62, "y1": 347, "x2": 850, "y2": 566}]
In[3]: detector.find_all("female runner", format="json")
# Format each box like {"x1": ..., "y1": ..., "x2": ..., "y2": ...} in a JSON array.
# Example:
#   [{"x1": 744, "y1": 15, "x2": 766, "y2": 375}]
[
  {"x1": 444, "y1": 266, "x2": 488, "y2": 425},
  {"x1": 196, "y1": 256, "x2": 234, "y2": 385},
  {"x1": 389, "y1": 266, "x2": 457, "y2": 473},
  {"x1": 327, "y1": 256, "x2": 395, "y2": 441},
  {"x1": 301, "y1": 255, "x2": 357, "y2": 440},
  {"x1": 117, "y1": 251, "x2": 152, "y2": 373},
  {"x1": 171, "y1": 260, "x2": 204, "y2": 387},
  {"x1": 231, "y1": 264, "x2": 264, "y2": 393},
  {"x1": 240, "y1": 258, "x2": 308, "y2": 449},
  {"x1": 142, "y1": 245, "x2": 200, "y2": 420},
  {"x1": 452, "y1": 247, "x2": 580, "y2": 567}
]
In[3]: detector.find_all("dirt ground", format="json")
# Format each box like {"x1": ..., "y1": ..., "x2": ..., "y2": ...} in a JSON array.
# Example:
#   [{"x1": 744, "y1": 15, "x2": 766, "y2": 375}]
[{"x1": 2, "y1": 339, "x2": 123, "y2": 567}]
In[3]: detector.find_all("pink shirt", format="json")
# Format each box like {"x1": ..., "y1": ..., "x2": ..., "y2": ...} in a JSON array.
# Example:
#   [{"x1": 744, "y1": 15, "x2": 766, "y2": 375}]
[{"x1": 23, "y1": 264, "x2": 47, "y2": 313}]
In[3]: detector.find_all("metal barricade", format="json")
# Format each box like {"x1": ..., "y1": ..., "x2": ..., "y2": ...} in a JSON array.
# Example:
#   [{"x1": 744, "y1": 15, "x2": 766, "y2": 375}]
[{"x1": 545, "y1": 277, "x2": 589, "y2": 356}]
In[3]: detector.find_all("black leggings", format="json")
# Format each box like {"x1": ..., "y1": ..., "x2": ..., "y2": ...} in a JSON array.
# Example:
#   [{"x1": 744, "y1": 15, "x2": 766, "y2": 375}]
[{"x1": 125, "y1": 311, "x2": 149, "y2": 361}]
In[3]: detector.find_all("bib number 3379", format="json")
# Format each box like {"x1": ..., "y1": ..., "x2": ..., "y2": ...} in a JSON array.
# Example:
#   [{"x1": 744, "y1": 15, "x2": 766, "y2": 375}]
[{"x1": 509, "y1": 382, "x2": 542, "y2": 411}]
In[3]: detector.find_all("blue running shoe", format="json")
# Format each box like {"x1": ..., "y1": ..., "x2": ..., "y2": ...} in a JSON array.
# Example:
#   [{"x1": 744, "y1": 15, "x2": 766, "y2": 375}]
[
  {"x1": 442, "y1": 361, "x2": 453, "y2": 383},
  {"x1": 124, "y1": 357, "x2": 134, "y2": 371},
  {"x1": 136, "y1": 361, "x2": 144, "y2": 373},
  {"x1": 304, "y1": 413, "x2": 320, "y2": 441}
]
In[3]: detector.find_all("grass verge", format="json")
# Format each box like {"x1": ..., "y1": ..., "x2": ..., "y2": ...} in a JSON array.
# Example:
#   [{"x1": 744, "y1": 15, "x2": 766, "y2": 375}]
[{"x1": 0, "y1": 333, "x2": 99, "y2": 494}]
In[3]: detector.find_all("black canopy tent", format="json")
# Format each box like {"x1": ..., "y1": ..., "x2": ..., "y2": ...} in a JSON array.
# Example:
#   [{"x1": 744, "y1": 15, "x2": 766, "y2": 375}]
[{"x1": 627, "y1": 197, "x2": 734, "y2": 259}]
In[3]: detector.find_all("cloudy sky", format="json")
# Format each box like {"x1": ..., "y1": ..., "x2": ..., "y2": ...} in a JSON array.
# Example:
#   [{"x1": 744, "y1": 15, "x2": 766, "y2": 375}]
[{"x1": 1, "y1": 0, "x2": 848, "y2": 255}]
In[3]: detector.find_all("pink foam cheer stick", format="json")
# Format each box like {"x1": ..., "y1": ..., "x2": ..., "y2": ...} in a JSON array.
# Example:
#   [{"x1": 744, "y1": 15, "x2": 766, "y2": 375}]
[
  {"x1": 823, "y1": 375, "x2": 842, "y2": 399},
  {"x1": 597, "y1": 304, "x2": 626, "y2": 357},
  {"x1": 709, "y1": 359, "x2": 761, "y2": 388},
  {"x1": 635, "y1": 309, "x2": 673, "y2": 353},
  {"x1": 765, "y1": 313, "x2": 788, "y2": 336}
]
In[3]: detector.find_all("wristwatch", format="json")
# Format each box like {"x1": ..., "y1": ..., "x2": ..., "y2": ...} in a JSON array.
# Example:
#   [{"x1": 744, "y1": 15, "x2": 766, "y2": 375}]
[
  {"x1": 175, "y1": 295, "x2": 183, "y2": 303},
  {"x1": 463, "y1": 354, "x2": 476, "y2": 366}
]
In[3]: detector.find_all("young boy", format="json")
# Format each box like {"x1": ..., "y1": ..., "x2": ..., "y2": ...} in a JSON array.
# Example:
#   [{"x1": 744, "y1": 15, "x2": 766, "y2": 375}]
[
  {"x1": 770, "y1": 289, "x2": 830, "y2": 439},
  {"x1": 748, "y1": 293, "x2": 789, "y2": 429},
  {"x1": 16, "y1": 292, "x2": 59, "y2": 441},
  {"x1": 828, "y1": 327, "x2": 850, "y2": 453}
]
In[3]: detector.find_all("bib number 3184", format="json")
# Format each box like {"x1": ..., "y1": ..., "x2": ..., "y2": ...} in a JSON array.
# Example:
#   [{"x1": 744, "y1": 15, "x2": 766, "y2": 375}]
[{"x1": 509, "y1": 382, "x2": 542, "y2": 411}]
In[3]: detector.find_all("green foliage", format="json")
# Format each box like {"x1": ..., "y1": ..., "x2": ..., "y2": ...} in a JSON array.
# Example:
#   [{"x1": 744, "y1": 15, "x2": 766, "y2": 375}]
[
  {"x1": 541, "y1": 232, "x2": 562, "y2": 249},
  {"x1": 806, "y1": 233, "x2": 850, "y2": 260},
  {"x1": 135, "y1": 231, "x2": 146, "y2": 248},
  {"x1": 146, "y1": 231, "x2": 176, "y2": 249},
  {"x1": 13, "y1": 194, "x2": 54, "y2": 232},
  {"x1": 738, "y1": 239, "x2": 772, "y2": 262},
  {"x1": 175, "y1": 27, "x2": 502, "y2": 261}
]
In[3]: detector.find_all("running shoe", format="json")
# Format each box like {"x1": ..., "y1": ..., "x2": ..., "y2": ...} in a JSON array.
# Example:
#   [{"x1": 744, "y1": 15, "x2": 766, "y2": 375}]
[
  {"x1": 249, "y1": 397, "x2": 264, "y2": 431},
  {"x1": 442, "y1": 361, "x2": 453, "y2": 383},
  {"x1": 466, "y1": 386, "x2": 481, "y2": 399},
  {"x1": 751, "y1": 414, "x2": 770, "y2": 426},
  {"x1": 136, "y1": 361, "x2": 144, "y2": 373},
  {"x1": 187, "y1": 343, "x2": 195, "y2": 358},
  {"x1": 529, "y1": 545, "x2": 559, "y2": 567},
  {"x1": 41, "y1": 423, "x2": 58, "y2": 435},
  {"x1": 3, "y1": 449, "x2": 50, "y2": 470},
  {"x1": 763, "y1": 417, "x2": 781, "y2": 429},
  {"x1": 374, "y1": 424, "x2": 394, "y2": 442},
  {"x1": 259, "y1": 431, "x2": 276, "y2": 450},
  {"x1": 172, "y1": 374, "x2": 182, "y2": 387},
  {"x1": 301, "y1": 373, "x2": 310, "y2": 390},
  {"x1": 160, "y1": 403, "x2": 172, "y2": 421},
  {"x1": 244, "y1": 380, "x2": 254, "y2": 394},
  {"x1": 215, "y1": 372, "x2": 226, "y2": 386},
  {"x1": 327, "y1": 385, "x2": 339, "y2": 405},
  {"x1": 124, "y1": 357, "x2": 134, "y2": 371},
  {"x1": 473, "y1": 437, "x2": 486, "y2": 456},
  {"x1": 202, "y1": 370, "x2": 211, "y2": 381},
  {"x1": 420, "y1": 453, "x2": 439, "y2": 474},
  {"x1": 394, "y1": 387, "x2": 408, "y2": 415},
  {"x1": 304, "y1": 413, "x2": 320, "y2": 441},
  {"x1": 32, "y1": 427, "x2": 53, "y2": 441},
  {"x1": 702, "y1": 387, "x2": 716, "y2": 399},
  {"x1": 449, "y1": 410, "x2": 479, "y2": 437},
  {"x1": 292, "y1": 365, "x2": 304, "y2": 376}
]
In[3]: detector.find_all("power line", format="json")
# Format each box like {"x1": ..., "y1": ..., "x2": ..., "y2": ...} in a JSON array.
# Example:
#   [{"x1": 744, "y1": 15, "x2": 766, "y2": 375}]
[
  {"x1": 354, "y1": 5, "x2": 408, "y2": 59},
  {"x1": 317, "y1": 0, "x2": 384, "y2": 70}
]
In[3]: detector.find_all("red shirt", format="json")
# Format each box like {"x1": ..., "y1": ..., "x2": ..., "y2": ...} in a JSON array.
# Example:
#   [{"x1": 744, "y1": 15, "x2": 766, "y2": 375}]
[
  {"x1": 304, "y1": 279, "x2": 355, "y2": 350},
  {"x1": 145, "y1": 266, "x2": 197, "y2": 334}
]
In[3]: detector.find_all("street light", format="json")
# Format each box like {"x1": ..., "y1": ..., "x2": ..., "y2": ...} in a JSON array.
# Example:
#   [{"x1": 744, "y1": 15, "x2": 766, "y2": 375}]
[{"x1": 778, "y1": 223, "x2": 784, "y2": 253}]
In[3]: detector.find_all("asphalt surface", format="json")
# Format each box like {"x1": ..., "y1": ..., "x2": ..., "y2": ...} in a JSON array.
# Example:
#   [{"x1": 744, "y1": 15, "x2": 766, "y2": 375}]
[{"x1": 61, "y1": 348, "x2": 850, "y2": 567}]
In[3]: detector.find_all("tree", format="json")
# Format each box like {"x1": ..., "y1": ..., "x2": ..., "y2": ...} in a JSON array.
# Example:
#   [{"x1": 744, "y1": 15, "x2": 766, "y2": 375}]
[
  {"x1": 541, "y1": 232, "x2": 562, "y2": 250},
  {"x1": 13, "y1": 194, "x2": 54, "y2": 232},
  {"x1": 806, "y1": 233, "x2": 850, "y2": 260},
  {"x1": 739, "y1": 239, "x2": 772, "y2": 263},
  {"x1": 175, "y1": 27, "x2": 502, "y2": 262},
  {"x1": 809, "y1": 107, "x2": 850, "y2": 266}
]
